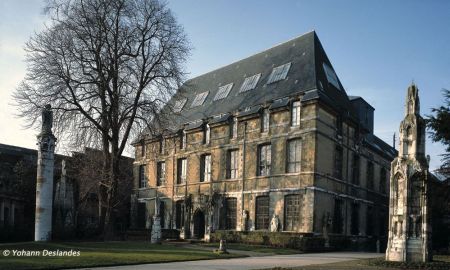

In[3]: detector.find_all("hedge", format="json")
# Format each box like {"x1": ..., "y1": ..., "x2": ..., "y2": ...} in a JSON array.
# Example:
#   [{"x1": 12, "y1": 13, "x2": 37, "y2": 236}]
[{"x1": 210, "y1": 230, "x2": 379, "y2": 252}]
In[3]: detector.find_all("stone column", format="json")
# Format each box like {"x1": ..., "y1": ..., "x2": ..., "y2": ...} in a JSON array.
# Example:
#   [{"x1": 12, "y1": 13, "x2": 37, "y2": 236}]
[{"x1": 35, "y1": 104, "x2": 56, "y2": 241}]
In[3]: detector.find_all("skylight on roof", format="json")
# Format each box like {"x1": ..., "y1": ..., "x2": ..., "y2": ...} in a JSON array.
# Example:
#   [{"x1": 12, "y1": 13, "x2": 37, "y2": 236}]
[
  {"x1": 214, "y1": 83, "x2": 233, "y2": 101},
  {"x1": 173, "y1": 98, "x2": 187, "y2": 113},
  {"x1": 191, "y1": 91, "x2": 209, "y2": 108},
  {"x1": 239, "y1": 73, "x2": 261, "y2": 93},
  {"x1": 267, "y1": 62, "x2": 291, "y2": 84},
  {"x1": 323, "y1": 63, "x2": 341, "y2": 90}
]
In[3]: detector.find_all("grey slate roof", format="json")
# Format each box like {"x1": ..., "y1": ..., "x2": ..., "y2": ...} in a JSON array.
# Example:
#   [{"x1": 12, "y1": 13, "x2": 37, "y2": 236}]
[
  {"x1": 137, "y1": 31, "x2": 395, "y2": 157},
  {"x1": 159, "y1": 31, "x2": 351, "y2": 130}
]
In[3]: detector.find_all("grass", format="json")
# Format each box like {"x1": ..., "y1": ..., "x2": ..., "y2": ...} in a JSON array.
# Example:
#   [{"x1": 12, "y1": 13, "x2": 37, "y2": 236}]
[
  {"x1": 262, "y1": 255, "x2": 450, "y2": 270},
  {"x1": 0, "y1": 241, "x2": 243, "y2": 270},
  {"x1": 200, "y1": 242, "x2": 301, "y2": 255}
]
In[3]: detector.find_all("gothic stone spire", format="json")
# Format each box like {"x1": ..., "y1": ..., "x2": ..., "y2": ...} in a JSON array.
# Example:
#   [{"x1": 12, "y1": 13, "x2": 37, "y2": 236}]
[
  {"x1": 386, "y1": 84, "x2": 431, "y2": 262},
  {"x1": 399, "y1": 84, "x2": 426, "y2": 161}
]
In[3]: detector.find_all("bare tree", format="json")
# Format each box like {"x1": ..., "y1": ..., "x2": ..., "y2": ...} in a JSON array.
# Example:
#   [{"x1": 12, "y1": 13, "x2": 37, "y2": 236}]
[
  {"x1": 69, "y1": 148, "x2": 133, "y2": 238},
  {"x1": 14, "y1": 0, "x2": 190, "y2": 239}
]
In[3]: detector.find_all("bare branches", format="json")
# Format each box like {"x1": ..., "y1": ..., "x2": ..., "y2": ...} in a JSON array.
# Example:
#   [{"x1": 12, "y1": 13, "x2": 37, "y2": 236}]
[
  {"x1": 14, "y1": 0, "x2": 190, "y2": 237},
  {"x1": 15, "y1": 0, "x2": 190, "y2": 154}
]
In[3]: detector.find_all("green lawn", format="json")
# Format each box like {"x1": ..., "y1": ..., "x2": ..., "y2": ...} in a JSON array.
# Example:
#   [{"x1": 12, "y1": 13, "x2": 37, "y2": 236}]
[
  {"x1": 0, "y1": 241, "x2": 243, "y2": 270},
  {"x1": 200, "y1": 242, "x2": 301, "y2": 255},
  {"x1": 262, "y1": 256, "x2": 450, "y2": 270}
]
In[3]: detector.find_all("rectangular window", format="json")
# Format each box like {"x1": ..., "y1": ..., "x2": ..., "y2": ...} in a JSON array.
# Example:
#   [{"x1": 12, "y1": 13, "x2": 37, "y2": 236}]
[
  {"x1": 258, "y1": 144, "x2": 271, "y2": 176},
  {"x1": 214, "y1": 83, "x2": 233, "y2": 101},
  {"x1": 255, "y1": 196, "x2": 270, "y2": 230},
  {"x1": 287, "y1": 139, "x2": 302, "y2": 173},
  {"x1": 175, "y1": 200, "x2": 185, "y2": 229},
  {"x1": 177, "y1": 158, "x2": 187, "y2": 184},
  {"x1": 139, "y1": 165, "x2": 146, "y2": 188},
  {"x1": 191, "y1": 91, "x2": 209, "y2": 108},
  {"x1": 225, "y1": 198, "x2": 237, "y2": 230},
  {"x1": 267, "y1": 62, "x2": 291, "y2": 84},
  {"x1": 291, "y1": 101, "x2": 301, "y2": 127},
  {"x1": 332, "y1": 199, "x2": 343, "y2": 234},
  {"x1": 380, "y1": 168, "x2": 387, "y2": 193},
  {"x1": 284, "y1": 194, "x2": 301, "y2": 231},
  {"x1": 261, "y1": 109, "x2": 270, "y2": 133},
  {"x1": 200, "y1": 154, "x2": 211, "y2": 182},
  {"x1": 334, "y1": 146, "x2": 343, "y2": 179},
  {"x1": 240, "y1": 73, "x2": 261, "y2": 93},
  {"x1": 226, "y1": 150, "x2": 239, "y2": 179},
  {"x1": 367, "y1": 161, "x2": 374, "y2": 190},
  {"x1": 352, "y1": 154, "x2": 360, "y2": 185},
  {"x1": 203, "y1": 124, "x2": 210, "y2": 144},
  {"x1": 156, "y1": 162, "x2": 166, "y2": 186},
  {"x1": 351, "y1": 203, "x2": 360, "y2": 235}
]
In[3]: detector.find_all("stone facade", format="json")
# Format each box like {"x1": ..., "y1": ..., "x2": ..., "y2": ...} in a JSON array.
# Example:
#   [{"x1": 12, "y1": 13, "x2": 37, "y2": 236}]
[
  {"x1": 386, "y1": 84, "x2": 432, "y2": 262},
  {"x1": 130, "y1": 32, "x2": 396, "y2": 246}
]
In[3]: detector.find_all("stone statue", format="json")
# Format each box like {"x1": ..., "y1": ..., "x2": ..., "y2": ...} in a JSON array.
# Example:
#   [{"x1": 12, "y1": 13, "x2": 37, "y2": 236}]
[
  {"x1": 242, "y1": 210, "x2": 249, "y2": 231},
  {"x1": 270, "y1": 215, "x2": 280, "y2": 232},
  {"x1": 322, "y1": 212, "x2": 331, "y2": 247},
  {"x1": 41, "y1": 104, "x2": 53, "y2": 135}
]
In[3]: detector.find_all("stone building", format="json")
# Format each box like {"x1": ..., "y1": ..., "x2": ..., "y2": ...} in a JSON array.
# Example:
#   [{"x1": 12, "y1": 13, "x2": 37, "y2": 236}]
[
  {"x1": 386, "y1": 84, "x2": 432, "y2": 262},
  {"x1": 131, "y1": 31, "x2": 397, "y2": 245},
  {"x1": 0, "y1": 143, "x2": 133, "y2": 241}
]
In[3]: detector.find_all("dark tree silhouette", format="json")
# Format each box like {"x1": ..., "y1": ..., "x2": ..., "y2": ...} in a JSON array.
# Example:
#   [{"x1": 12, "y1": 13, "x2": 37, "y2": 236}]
[
  {"x1": 14, "y1": 0, "x2": 190, "y2": 238},
  {"x1": 427, "y1": 89, "x2": 450, "y2": 176}
]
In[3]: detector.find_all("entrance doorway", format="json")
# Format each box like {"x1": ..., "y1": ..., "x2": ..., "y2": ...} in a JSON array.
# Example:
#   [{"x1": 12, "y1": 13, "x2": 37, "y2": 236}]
[{"x1": 193, "y1": 209, "x2": 205, "y2": 239}]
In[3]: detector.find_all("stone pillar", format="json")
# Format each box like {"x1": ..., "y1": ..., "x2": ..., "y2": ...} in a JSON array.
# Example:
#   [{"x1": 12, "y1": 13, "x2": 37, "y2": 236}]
[{"x1": 35, "y1": 104, "x2": 56, "y2": 241}]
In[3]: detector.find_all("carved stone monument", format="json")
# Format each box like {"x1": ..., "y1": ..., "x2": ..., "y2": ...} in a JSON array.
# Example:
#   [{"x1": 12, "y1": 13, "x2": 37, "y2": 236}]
[
  {"x1": 386, "y1": 84, "x2": 431, "y2": 262},
  {"x1": 35, "y1": 104, "x2": 57, "y2": 241}
]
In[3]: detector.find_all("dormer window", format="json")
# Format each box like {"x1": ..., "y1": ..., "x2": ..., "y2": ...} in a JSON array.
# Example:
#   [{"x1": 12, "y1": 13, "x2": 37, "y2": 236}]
[
  {"x1": 240, "y1": 73, "x2": 261, "y2": 93},
  {"x1": 214, "y1": 83, "x2": 233, "y2": 101},
  {"x1": 191, "y1": 91, "x2": 209, "y2": 108},
  {"x1": 267, "y1": 63, "x2": 291, "y2": 84},
  {"x1": 323, "y1": 63, "x2": 341, "y2": 90}
]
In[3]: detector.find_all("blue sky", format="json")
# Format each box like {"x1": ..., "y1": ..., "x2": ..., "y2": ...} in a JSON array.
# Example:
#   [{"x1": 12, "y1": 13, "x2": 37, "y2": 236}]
[{"x1": 0, "y1": 0, "x2": 449, "y2": 170}]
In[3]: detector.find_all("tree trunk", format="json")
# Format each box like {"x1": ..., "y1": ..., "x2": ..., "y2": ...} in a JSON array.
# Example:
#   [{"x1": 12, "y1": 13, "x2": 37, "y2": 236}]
[{"x1": 103, "y1": 141, "x2": 120, "y2": 240}]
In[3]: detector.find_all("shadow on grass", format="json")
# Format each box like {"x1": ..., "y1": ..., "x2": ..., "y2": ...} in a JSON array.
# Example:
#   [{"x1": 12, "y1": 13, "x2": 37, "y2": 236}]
[{"x1": 0, "y1": 241, "x2": 244, "y2": 270}]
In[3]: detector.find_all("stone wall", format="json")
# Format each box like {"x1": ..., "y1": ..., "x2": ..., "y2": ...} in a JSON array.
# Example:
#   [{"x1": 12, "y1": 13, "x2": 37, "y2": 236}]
[{"x1": 132, "y1": 98, "x2": 393, "y2": 242}]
